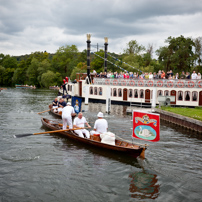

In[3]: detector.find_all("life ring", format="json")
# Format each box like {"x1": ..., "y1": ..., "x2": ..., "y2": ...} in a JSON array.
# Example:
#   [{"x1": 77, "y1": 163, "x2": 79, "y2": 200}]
[
  {"x1": 177, "y1": 81, "x2": 184, "y2": 88},
  {"x1": 147, "y1": 80, "x2": 154, "y2": 87},
  {"x1": 188, "y1": 80, "x2": 195, "y2": 88},
  {"x1": 157, "y1": 80, "x2": 163, "y2": 87},
  {"x1": 129, "y1": 80, "x2": 135, "y2": 86},
  {"x1": 105, "y1": 79, "x2": 110, "y2": 85},
  {"x1": 138, "y1": 80, "x2": 144, "y2": 87},
  {"x1": 121, "y1": 80, "x2": 127, "y2": 86},
  {"x1": 113, "y1": 79, "x2": 118, "y2": 85},
  {"x1": 198, "y1": 80, "x2": 202, "y2": 88},
  {"x1": 167, "y1": 81, "x2": 174, "y2": 88}
]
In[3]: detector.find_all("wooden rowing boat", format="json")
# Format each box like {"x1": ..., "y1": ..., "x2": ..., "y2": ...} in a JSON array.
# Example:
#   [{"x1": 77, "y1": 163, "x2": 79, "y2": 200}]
[
  {"x1": 48, "y1": 104, "x2": 62, "y2": 117},
  {"x1": 41, "y1": 117, "x2": 147, "y2": 158},
  {"x1": 49, "y1": 108, "x2": 62, "y2": 117}
]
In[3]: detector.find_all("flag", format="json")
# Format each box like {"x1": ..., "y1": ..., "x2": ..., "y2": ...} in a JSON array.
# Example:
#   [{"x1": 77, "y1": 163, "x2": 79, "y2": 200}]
[
  {"x1": 132, "y1": 111, "x2": 160, "y2": 142},
  {"x1": 71, "y1": 96, "x2": 82, "y2": 114}
]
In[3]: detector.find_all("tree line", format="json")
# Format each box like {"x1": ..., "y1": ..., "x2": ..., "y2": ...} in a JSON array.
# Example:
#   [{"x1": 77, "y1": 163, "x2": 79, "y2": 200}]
[{"x1": 0, "y1": 35, "x2": 201, "y2": 87}]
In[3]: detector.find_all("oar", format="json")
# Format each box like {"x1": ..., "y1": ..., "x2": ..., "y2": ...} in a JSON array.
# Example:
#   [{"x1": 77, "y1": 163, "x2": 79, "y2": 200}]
[
  {"x1": 13, "y1": 127, "x2": 87, "y2": 138},
  {"x1": 37, "y1": 109, "x2": 51, "y2": 114}
]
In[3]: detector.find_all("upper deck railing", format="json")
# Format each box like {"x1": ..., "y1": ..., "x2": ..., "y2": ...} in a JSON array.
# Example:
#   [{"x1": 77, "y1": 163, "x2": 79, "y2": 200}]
[{"x1": 93, "y1": 78, "x2": 202, "y2": 88}]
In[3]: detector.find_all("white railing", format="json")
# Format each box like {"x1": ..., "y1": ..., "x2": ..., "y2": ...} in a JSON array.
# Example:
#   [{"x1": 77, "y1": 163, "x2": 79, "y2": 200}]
[{"x1": 93, "y1": 78, "x2": 202, "y2": 88}]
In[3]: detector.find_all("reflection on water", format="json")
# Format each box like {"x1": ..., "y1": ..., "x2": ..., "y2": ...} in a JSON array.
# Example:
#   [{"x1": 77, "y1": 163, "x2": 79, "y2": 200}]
[{"x1": 129, "y1": 172, "x2": 159, "y2": 200}]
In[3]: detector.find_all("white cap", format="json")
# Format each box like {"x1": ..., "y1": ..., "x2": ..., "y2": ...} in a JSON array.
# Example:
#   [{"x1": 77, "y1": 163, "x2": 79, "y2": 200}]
[
  {"x1": 97, "y1": 112, "x2": 103, "y2": 117},
  {"x1": 67, "y1": 102, "x2": 71, "y2": 105}
]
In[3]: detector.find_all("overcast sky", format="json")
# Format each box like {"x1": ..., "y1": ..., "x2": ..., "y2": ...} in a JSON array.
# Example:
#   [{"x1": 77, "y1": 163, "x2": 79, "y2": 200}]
[{"x1": 0, "y1": 0, "x2": 202, "y2": 57}]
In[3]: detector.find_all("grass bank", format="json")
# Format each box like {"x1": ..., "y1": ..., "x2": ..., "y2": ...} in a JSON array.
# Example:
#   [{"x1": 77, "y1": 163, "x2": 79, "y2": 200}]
[{"x1": 159, "y1": 106, "x2": 202, "y2": 121}]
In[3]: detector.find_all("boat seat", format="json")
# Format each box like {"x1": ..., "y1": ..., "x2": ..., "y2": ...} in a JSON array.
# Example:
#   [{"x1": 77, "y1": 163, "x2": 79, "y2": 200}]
[
  {"x1": 90, "y1": 134, "x2": 101, "y2": 142},
  {"x1": 118, "y1": 141, "x2": 123, "y2": 146}
]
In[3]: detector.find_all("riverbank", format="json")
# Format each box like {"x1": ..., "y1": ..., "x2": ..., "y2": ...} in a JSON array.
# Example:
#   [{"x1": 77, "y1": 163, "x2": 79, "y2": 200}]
[
  {"x1": 159, "y1": 106, "x2": 202, "y2": 121},
  {"x1": 154, "y1": 107, "x2": 202, "y2": 134}
]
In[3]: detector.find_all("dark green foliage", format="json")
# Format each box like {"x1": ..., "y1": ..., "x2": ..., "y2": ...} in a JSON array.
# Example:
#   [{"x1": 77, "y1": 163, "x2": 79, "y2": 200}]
[{"x1": 156, "y1": 35, "x2": 196, "y2": 72}]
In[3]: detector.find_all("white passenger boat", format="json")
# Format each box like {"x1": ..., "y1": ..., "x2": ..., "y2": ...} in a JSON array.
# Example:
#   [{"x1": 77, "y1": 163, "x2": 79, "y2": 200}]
[{"x1": 59, "y1": 73, "x2": 202, "y2": 107}]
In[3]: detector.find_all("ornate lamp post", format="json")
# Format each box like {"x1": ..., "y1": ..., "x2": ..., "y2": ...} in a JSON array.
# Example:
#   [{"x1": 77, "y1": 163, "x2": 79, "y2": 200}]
[
  {"x1": 104, "y1": 37, "x2": 108, "y2": 73},
  {"x1": 86, "y1": 34, "x2": 91, "y2": 84}
]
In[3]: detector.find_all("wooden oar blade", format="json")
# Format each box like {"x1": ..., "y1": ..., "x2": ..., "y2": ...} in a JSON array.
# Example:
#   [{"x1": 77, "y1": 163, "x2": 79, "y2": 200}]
[{"x1": 13, "y1": 133, "x2": 33, "y2": 138}]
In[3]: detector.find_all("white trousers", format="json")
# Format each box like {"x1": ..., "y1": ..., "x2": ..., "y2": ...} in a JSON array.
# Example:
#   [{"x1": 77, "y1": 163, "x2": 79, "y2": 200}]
[
  {"x1": 62, "y1": 116, "x2": 72, "y2": 129},
  {"x1": 53, "y1": 106, "x2": 58, "y2": 112},
  {"x1": 74, "y1": 129, "x2": 90, "y2": 138}
]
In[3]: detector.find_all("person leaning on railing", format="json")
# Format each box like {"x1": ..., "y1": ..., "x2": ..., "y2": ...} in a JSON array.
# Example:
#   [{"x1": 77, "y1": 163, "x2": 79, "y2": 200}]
[
  {"x1": 197, "y1": 73, "x2": 201, "y2": 79},
  {"x1": 180, "y1": 71, "x2": 186, "y2": 79}
]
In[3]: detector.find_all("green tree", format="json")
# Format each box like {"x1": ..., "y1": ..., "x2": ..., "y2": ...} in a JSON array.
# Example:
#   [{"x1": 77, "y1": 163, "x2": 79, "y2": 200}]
[
  {"x1": 194, "y1": 37, "x2": 202, "y2": 67},
  {"x1": 55, "y1": 72, "x2": 63, "y2": 86},
  {"x1": 124, "y1": 40, "x2": 145, "y2": 55},
  {"x1": 156, "y1": 35, "x2": 195, "y2": 72},
  {"x1": 12, "y1": 60, "x2": 28, "y2": 84},
  {"x1": 37, "y1": 59, "x2": 52, "y2": 86},
  {"x1": 1, "y1": 55, "x2": 18, "y2": 69},
  {"x1": 156, "y1": 46, "x2": 171, "y2": 71},
  {"x1": 2, "y1": 68, "x2": 15, "y2": 86},
  {"x1": 90, "y1": 51, "x2": 105, "y2": 73},
  {"x1": 52, "y1": 45, "x2": 78, "y2": 77},
  {"x1": 27, "y1": 58, "x2": 39, "y2": 86},
  {"x1": 0, "y1": 65, "x2": 5, "y2": 85},
  {"x1": 41, "y1": 70, "x2": 57, "y2": 88},
  {"x1": 0, "y1": 55, "x2": 18, "y2": 86}
]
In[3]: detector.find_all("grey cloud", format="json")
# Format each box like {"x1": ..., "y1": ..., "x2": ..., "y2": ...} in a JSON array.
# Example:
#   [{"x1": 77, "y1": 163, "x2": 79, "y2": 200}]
[{"x1": 0, "y1": 0, "x2": 202, "y2": 55}]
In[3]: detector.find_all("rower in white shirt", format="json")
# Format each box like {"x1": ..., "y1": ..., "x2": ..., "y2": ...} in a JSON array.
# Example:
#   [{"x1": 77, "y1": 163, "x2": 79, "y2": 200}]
[{"x1": 73, "y1": 112, "x2": 91, "y2": 138}]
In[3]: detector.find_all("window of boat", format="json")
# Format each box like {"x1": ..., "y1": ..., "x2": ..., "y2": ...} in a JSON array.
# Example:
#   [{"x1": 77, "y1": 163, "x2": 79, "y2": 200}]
[
  {"x1": 140, "y1": 89, "x2": 144, "y2": 98},
  {"x1": 70, "y1": 85, "x2": 72, "y2": 91},
  {"x1": 157, "y1": 90, "x2": 163, "y2": 96},
  {"x1": 118, "y1": 88, "x2": 122, "y2": 97},
  {"x1": 192, "y1": 91, "x2": 198, "y2": 101},
  {"x1": 68, "y1": 85, "x2": 70, "y2": 91},
  {"x1": 185, "y1": 91, "x2": 190, "y2": 101},
  {"x1": 164, "y1": 90, "x2": 169, "y2": 96},
  {"x1": 94, "y1": 87, "x2": 97, "y2": 95},
  {"x1": 129, "y1": 89, "x2": 132, "y2": 98},
  {"x1": 113, "y1": 88, "x2": 117, "y2": 97},
  {"x1": 99, "y1": 87, "x2": 102, "y2": 96},
  {"x1": 90, "y1": 87, "x2": 93, "y2": 95},
  {"x1": 178, "y1": 91, "x2": 183, "y2": 101},
  {"x1": 134, "y1": 89, "x2": 138, "y2": 98}
]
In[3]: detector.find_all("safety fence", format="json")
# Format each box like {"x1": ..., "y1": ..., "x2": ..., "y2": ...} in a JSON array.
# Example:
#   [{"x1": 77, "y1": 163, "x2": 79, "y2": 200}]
[{"x1": 94, "y1": 78, "x2": 202, "y2": 88}]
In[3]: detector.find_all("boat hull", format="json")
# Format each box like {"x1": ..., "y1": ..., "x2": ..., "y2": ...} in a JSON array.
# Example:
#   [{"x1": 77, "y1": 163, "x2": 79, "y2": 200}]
[{"x1": 41, "y1": 118, "x2": 146, "y2": 158}]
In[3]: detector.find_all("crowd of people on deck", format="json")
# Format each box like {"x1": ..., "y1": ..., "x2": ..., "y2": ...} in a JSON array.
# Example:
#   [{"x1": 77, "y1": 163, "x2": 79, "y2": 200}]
[
  {"x1": 93, "y1": 70, "x2": 201, "y2": 80},
  {"x1": 51, "y1": 97, "x2": 115, "y2": 144}
]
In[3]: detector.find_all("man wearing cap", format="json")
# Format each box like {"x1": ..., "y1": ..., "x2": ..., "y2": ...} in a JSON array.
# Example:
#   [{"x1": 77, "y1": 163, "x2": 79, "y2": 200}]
[
  {"x1": 73, "y1": 112, "x2": 91, "y2": 138},
  {"x1": 62, "y1": 102, "x2": 75, "y2": 129},
  {"x1": 90, "y1": 112, "x2": 108, "y2": 135}
]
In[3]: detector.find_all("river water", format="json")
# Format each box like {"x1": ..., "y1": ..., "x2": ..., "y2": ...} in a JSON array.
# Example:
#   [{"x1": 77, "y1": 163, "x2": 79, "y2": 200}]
[{"x1": 0, "y1": 88, "x2": 202, "y2": 202}]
